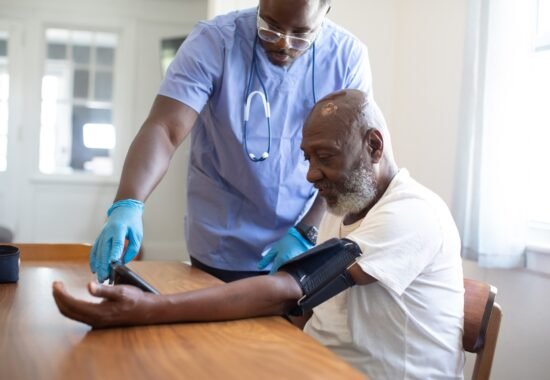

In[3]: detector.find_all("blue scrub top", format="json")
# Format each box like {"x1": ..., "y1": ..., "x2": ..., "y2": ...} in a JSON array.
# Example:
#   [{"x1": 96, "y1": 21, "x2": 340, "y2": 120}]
[{"x1": 159, "y1": 8, "x2": 373, "y2": 271}]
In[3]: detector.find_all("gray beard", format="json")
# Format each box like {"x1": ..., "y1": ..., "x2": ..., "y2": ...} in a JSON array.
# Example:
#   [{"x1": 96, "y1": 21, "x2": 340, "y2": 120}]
[{"x1": 326, "y1": 162, "x2": 377, "y2": 217}]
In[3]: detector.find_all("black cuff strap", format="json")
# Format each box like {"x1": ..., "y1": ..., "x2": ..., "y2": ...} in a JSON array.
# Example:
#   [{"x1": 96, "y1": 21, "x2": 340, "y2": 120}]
[{"x1": 279, "y1": 238, "x2": 362, "y2": 316}]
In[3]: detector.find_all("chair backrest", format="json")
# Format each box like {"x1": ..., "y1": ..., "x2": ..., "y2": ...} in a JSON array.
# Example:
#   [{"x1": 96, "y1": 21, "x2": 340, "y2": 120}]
[
  {"x1": 463, "y1": 278, "x2": 503, "y2": 380},
  {"x1": 14, "y1": 243, "x2": 91, "y2": 261}
]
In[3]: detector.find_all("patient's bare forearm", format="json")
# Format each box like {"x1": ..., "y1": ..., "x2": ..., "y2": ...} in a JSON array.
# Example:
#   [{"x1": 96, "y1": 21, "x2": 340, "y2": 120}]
[{"x1": 153, "y1": 272, "x2": 303, "y2": 323}]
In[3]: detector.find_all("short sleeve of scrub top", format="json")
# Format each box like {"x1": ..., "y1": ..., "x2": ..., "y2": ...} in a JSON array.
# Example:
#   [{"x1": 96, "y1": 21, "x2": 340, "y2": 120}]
[{"x1": 159, "y1": 21, "x2": 224, "y2": 114}]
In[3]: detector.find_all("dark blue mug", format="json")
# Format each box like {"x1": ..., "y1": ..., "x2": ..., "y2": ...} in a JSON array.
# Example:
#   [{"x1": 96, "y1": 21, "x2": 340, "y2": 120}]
[{"x1": 0, "y1": 245, "x2": 20, "y2": 283}]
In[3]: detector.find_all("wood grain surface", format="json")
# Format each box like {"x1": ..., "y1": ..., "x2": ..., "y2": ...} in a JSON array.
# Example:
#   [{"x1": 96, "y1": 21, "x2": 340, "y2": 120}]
[{"x1": 0, "y1": 259, "x2": 367, "y2": 380}]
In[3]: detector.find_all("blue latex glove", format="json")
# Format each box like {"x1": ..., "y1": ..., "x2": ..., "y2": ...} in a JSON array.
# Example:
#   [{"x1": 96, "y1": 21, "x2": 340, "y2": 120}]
[
  {"x1": 89, "y1": 199, "x2": 144, "y2": 282},
  {"x1": 258, "y1": 227, "x2": 314, "y2": 274}
]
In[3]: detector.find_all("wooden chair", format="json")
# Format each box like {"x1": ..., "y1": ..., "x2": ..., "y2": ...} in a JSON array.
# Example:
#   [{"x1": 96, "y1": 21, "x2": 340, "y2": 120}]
[
  {"x1": 13, "y1": 243, "x2": 91, "y2": 261},
  {"x1": 463, "y1": 278, "x2": 503, "y2": 380}
]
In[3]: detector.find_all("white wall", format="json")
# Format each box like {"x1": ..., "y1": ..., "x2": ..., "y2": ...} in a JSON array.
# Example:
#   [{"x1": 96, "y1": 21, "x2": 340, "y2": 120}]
[
  {"x1": 390, "y1": 0, "x2": 466, "y2": 204},
  {"x1": 332, "y1": 0, "x2": 465, "y2": 206},
  {"x1": 329, "y1": 0, "x2": 398, "y2": 127},
  {"x1": 207, "y1": 0, "x2": 256, "y2": 18}
]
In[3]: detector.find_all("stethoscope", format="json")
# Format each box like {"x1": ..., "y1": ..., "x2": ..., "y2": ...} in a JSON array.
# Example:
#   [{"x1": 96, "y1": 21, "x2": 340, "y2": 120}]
[{"x1": 243, "y1": 36, "x2": 317, "y2": 162}]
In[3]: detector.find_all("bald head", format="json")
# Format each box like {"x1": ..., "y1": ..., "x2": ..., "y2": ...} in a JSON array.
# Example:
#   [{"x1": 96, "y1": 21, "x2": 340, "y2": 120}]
[
  {"x1": 304, "y1": 89, "x2": 392, "y2": 153},
  {"x1": 301, "y1": 89, "x2": 398, "y2": 221}
]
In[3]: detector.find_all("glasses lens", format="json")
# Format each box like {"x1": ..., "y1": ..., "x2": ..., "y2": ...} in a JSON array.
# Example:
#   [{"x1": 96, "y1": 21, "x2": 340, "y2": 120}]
[
  {"x1": 257, "y1": 13, "x2": 314, "y2": 51},
  {"x1": 257, "y1": 28, "x2": 311, "y2": 50},
  {"x1": 258, "y1": 28, "x2": 280, "y2": 43},
  {"x1": 287, "y1": 37, "x2": 310, "y2": 50}
]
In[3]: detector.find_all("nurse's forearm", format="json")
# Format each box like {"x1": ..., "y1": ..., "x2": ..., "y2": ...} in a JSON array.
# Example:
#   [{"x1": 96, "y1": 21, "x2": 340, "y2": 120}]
[
  {"x1": 298, "y1": 194, "x2": 326, "y2": 227},
  {"x1": 115, "y1": 125, "x2": 173, "y2": 202},
  {"x1": 115, "y1": 95, "x2": 198, "y2": 202},
  {"x1": 155, "y1": 272, "x2": 303, "y2": 323}
]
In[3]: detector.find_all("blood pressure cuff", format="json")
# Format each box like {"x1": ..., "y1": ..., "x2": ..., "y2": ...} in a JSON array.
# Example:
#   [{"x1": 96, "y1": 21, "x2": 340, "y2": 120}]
[{"x1": 279, "y1": 238, "x2": 362, "y2": 316}]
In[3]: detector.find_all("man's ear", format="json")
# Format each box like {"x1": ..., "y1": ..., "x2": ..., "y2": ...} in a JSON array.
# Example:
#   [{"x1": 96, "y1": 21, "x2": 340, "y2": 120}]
[{"x1": 365, "y1": 129, "x2": 384, "y2": 163}]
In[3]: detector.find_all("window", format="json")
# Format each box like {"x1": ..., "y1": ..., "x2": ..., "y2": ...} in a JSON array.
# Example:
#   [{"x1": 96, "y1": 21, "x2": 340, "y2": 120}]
[
  {"x1": 455, "y1": 0, "x2": 550, "y2": 268},
  {"x1": 40, "y1": 28, "x2": 117, "y2": 175},
  {"x1": 0, "y1": 31, "x2": 9, "y2": 172}
]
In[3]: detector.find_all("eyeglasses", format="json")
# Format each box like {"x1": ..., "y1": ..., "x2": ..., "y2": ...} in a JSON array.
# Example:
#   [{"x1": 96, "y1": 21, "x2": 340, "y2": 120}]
[{"x1": 256, "y1": 11, "x2": 321, "y2": 51}]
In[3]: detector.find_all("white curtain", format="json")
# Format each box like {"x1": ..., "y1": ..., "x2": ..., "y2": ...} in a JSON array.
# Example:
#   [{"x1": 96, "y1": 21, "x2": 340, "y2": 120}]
[{"x1": 453, "y1": 0, "x2": 540, "y2": 267}]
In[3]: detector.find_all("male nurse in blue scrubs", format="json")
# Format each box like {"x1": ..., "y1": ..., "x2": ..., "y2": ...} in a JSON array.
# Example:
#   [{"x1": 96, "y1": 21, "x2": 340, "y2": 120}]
[{"x1": 89, "y1": 0, "x2": 373, "y2": 283}]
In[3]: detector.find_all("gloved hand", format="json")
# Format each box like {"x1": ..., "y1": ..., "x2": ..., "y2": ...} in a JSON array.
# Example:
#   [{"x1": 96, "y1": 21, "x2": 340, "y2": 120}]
[
  {"x1": 89, "y1": 199, "x2": 144, "y2": 282},
  {"x1": 258, "y1": 227, "x2": 313, "y2": 274}
]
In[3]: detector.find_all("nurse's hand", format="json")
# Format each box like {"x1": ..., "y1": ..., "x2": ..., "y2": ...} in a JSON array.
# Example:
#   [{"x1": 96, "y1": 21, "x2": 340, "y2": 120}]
[
  {"x1": 258, "y1": 227, "x2": 313, "y2": 274},
  {"x1": 89, "y1": 199, "x2": 144, "y2": 282}
]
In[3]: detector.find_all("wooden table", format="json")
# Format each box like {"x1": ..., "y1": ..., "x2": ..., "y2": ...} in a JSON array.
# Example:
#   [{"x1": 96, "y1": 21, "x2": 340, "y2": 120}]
[{"x1": 0, "y1": 259, "x2": 366, "y2": 380}]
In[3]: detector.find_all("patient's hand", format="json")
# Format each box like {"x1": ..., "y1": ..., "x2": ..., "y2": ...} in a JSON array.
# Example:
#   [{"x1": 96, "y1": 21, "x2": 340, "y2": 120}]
[
  {"x1": 53, "y1": 272, "x2": 304, "y2": 327},
  {"x1": 52, "y1": 281, "x2": 158, "y2": 329}
]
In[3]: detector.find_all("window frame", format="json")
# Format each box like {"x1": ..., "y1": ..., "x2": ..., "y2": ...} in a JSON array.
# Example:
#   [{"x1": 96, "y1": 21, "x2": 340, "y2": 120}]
[
  {"x1": 39, "y1": 26, "x2": 119, "y2": 177},
  {"x1": 526, "y1": 0, "x2": 550, "y2": 273},
  {"x1": 535, "y1": 0, "x2": 550, "y2": 50},
  {"x1": 0, "y1": 30, "x2": 10, "y2": 172}
]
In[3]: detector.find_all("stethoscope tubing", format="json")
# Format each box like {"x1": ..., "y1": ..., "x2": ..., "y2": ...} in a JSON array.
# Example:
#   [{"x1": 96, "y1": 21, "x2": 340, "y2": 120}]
[{"x1": 243, "y1": 36, "x2": 316, "y2": 162}]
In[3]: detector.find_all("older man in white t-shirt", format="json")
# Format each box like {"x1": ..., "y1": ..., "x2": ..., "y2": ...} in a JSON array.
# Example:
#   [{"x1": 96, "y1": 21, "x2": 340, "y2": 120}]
[
  {"x1": 303, "y1": 168, "x2": 465, "y2": 378},
  {"x1": 300, "y1": 89, "x2": 464, "y2": 379}
]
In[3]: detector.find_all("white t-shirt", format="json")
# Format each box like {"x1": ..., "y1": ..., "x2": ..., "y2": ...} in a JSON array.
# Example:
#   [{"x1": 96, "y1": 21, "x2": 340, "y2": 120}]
[{"x1": 304, "y1": 169, "x2": 465, "y2": 380}]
